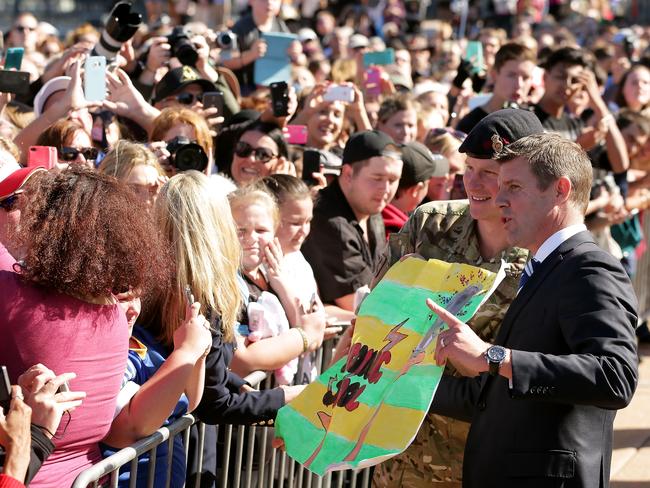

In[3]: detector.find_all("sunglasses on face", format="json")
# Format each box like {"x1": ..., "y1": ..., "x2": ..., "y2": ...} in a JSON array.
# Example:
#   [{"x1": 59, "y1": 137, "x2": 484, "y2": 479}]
[
  {"x1": 0, "y1": 191, "x2": 22, "y2": 212},
  {"x1": 234, "y1": 141, "x2": 277, "y2": 163},
  {"x1": 60, "y1": 146, "x2": 99, "y2": 162},
  {"x1": 91, "y1": 110, "x2": 116, "y2": 124},
  {"x1": 172, "y1": 92, "x2": 203, "y2": 105},
  {"x1": 430, "y1": 127, "x2": 467, "y2": 142}
]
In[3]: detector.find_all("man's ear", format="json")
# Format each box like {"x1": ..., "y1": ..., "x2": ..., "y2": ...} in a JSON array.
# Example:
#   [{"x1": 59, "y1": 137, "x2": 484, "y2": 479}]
[
  {"x1": 340, "y1": 163, "x2": 354, "y2": 184},
  {"x1": 410, "y1": 181, "x2": 425, "y2": 198},
  {"x1": 556, "y1": 176, "x2": 572, "y2": 204}
]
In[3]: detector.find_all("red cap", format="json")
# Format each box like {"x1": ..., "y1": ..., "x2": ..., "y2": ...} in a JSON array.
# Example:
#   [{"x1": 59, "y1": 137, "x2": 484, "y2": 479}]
[{"x1": 0, "y1": 167, "x2": 46, "y2": 201}]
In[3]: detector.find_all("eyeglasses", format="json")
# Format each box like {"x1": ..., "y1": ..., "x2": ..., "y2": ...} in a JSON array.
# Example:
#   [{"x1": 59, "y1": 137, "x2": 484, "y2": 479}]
[
  {"x1": 234, "y1": 141, "x2": 277, "y2": 163},
  {"x1": 14, "y1": 25, "x2": 36, "y2": 33},
  {"x1": 60, "y1": 146, "x2": 99, "y2": 162},
  {"x1": 0, "y1": 191, "x2": 22, "y2": 212},
  {"x1": 429, "y1": 127, "x2": 467, "y2": 142},
  {"x1": 171, "y1": 92, "x2": 203, "y2": 106}
]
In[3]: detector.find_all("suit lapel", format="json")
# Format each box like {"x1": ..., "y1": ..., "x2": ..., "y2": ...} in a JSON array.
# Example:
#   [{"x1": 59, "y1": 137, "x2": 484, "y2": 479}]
[{"x1": 494, "y1": 231, "x2": 593, "y2": 347}]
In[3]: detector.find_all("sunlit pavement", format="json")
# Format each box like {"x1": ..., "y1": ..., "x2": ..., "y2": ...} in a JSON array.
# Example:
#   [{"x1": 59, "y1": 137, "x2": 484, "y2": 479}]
[{"x1": 611, "y1": 342, "x2": 650, "y2": 487}]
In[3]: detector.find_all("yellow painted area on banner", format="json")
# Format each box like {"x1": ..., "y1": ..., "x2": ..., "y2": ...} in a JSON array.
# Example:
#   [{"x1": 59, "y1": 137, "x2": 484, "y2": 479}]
[
  {"x1": 351, "y1": 318, "x2": 434, "y2": 372},
  {"x1": 288, "y1": 381, "x2": 331, "y2": 429},
  {"x1": 328, "y1": 402, "x2": 423, "y2": 447},
  {"x1": 385, "y1": 259, "x2": 491, "y2": 293},
  {"x1": 363, "y1": 404, "x2": 426, "y2": 449}
]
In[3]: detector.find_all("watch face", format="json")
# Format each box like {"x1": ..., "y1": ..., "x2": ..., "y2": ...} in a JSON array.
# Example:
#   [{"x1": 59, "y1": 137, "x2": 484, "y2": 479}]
[{"x1": 487, "y1": 346, "x2": 506, "y2": 363}]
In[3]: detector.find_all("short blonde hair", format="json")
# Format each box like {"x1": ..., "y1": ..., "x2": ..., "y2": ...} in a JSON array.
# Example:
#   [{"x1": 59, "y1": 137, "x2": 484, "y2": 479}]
[
  {"x1": 424, "y1": 131, "x2": 461, "y2": 158},
  {"x1": 98, "y1": 140, "x2": 165, "y2": 181},
  {"x1": 228, "y1": 185, "x2": 280, "y2": 231},
  {"x1": 151, "y1": 171, "x2": 243, "y2": 344},
  {"x1": 0, "y1": 136, "x2": 21, "y2": 162}
]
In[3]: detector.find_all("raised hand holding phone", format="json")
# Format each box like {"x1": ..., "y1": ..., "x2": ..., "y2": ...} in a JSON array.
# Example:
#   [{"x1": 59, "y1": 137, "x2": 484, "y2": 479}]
[
  {"x1": 174, "y1": 289, "x2": 212, "y2": 360},
  {"x1": 84, "y1": 55, "x2": 107, "y2": 102}
]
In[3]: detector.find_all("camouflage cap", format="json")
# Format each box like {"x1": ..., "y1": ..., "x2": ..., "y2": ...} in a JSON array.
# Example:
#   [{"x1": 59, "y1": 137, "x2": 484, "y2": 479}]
[{"x1": 458, "y1": 108, "x2": 544, "y2": 159}]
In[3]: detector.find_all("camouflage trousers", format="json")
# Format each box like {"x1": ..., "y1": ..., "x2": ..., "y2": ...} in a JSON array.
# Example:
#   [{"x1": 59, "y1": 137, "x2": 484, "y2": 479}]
[{"x1": 372, "y1": 413, "x2": 469, "y2": 487}]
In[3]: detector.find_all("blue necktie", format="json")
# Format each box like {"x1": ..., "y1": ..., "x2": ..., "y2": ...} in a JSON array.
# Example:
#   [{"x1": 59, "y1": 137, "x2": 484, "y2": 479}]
[{"x1": 518, "y1": 258, "x2": 541, "y2": 291}]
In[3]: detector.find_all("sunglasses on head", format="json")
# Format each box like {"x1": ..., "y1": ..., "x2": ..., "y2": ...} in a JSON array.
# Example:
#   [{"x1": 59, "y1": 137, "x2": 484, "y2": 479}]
[
  {"x1": 234, "y1": 141, "x2": 277, "y2": 163},
  {"x1": 173, "y1": 92, "x2": 203, "y2": 105},
  {"x1": 0, "y1": 191, "x2": 22, "y2": 212},
  {"x1": 60, "y1": 146, "x2": 99, "y2": 162},
  {"x1": 430, "y1": 127, "x2": 467, "y2": 142}
]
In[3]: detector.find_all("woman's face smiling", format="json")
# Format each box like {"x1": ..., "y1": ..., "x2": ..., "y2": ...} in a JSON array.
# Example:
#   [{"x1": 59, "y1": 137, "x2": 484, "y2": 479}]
[{"x1": 230, "y1": 130, "x2": 280, "y2": 185}]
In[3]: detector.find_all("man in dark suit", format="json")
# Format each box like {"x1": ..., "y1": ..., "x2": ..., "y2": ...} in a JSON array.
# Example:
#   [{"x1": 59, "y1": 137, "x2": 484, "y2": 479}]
[{"x1": 429, "y1": 132, "x2": 639, "y2": 487}]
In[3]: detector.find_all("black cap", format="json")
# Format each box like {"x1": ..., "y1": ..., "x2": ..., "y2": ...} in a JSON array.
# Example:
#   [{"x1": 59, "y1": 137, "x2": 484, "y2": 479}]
[
  {"x1": 458, "y1": 108, "x2": 544, "y2": 159},
  {"x1": 400, "y1": 142, "x2": 449, "y2": 188},
  {"x1": 342, "y1": 130, "x2": 401, "y2": 165},
  {"x1": 152, "y1": 66, "x2": 218, "y2": 104}
]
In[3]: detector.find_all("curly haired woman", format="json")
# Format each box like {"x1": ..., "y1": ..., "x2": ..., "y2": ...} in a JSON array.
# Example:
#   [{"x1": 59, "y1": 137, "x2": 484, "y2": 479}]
[{"x1": 0, "y1": 166, "x2": 170, "y2": 488}]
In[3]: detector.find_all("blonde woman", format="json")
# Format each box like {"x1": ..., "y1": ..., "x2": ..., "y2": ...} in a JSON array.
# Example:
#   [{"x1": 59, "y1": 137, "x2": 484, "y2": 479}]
[
  {"x1": 140, "y1": 170, "x2": 305, "y2": 426},
  {"x1": 98, "y1": 140, "x2": 167, "y2": 210}
]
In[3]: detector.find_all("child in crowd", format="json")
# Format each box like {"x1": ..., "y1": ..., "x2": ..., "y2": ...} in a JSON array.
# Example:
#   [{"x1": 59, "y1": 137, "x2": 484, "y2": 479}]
[
  {"x1": 101, "y1": 291, "x2": 212, "y2": 488},
  {"x1": 256, "y1": 174, "x2": 325, "y2": 383},
  {"x1": 228, "y1": 185, "x2": 325, "y2": 383}
]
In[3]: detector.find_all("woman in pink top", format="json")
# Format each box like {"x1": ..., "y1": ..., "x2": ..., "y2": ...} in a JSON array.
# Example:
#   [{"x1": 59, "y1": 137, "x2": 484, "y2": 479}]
[{"x1": 0, "y1": 166, "x2": 170, "y2": 488}]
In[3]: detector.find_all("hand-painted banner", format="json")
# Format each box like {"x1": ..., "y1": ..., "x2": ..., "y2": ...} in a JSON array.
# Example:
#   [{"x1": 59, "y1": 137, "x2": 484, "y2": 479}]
[{"x1": 275, "y1": 257, "x2": 506, "y2": 475}]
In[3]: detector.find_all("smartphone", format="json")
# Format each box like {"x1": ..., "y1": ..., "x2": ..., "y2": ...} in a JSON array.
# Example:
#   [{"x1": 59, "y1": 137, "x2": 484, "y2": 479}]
[
  {"x1": 84, "y1": 55, "x2": 107, "y2": 102},
  {"x1": 286, "y1": 125, "x2": 307, "y2": 145},
  {"x1": 0, "y1": 70, "x2": 30, "y2": 95},
  {"x1": 270, "y1": 81, "x2": 289, "y2": 117},
  {"x1": 184, "y1": 285, "x2": 194, "y2": 307},
  {"x1": 363, "y1": 48, "x2": 395, "y2": 67},
  {"x1": 202, "y1": 91, "x2": 224, "y2": 114},
  {"x1": 28, "y1": 146, "x2": 57, "y2": 170},
  {"x1": 450, "y1": 173, "x2": 468, "y2": 200},
  {"x1": 4, "y1": 47, "x2": 24, "y2": 70},
  {"x1": 302, "y1": 149, "x2": 322, "y2": 186},
  {"x1": 365, "y1": 67, "x2": 382, "y2": 96},
  {"x1": 323, "y1": 85, "x2": 355, "y2": 103},
  {"x1": 465, "y1": 41, "x2": 484, "y2": 75},
  {"x1": 0, "y1": 366, "x2": 11, "y2": 413}
]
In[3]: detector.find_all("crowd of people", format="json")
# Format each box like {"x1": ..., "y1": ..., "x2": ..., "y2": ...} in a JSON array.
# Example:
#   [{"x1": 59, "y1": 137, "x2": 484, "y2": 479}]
[{"x1": 0, "y1": 0, "x2": 647, "y2": 487}]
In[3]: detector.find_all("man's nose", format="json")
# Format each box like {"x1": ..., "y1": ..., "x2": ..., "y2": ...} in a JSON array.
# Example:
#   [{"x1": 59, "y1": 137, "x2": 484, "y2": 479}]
[{"x1": 494, "y1": 189, "x2": 507, "y2": 207}]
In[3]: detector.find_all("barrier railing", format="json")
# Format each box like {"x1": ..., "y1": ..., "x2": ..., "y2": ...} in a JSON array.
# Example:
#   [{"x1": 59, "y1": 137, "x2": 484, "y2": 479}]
[{"x1": 72, "y1": 337, "x2": 373, "y2": 488}]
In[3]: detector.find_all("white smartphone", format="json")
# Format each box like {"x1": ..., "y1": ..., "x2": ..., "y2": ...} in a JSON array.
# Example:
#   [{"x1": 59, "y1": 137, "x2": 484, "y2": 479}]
[{"x1": 324, "y1": 85, "x2": 355, "y2": 103}]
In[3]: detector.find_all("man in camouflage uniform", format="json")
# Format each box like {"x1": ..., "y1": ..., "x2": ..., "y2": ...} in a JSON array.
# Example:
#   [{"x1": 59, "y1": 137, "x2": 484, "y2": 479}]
[{"x1": 373, "y1": 109, "x2": 544, "y2": 487}]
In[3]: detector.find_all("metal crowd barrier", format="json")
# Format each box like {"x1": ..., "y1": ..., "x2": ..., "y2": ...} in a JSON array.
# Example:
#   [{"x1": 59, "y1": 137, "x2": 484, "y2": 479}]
[{"x1": 72, "y1": 337, "x2": 373, "y2": 488}]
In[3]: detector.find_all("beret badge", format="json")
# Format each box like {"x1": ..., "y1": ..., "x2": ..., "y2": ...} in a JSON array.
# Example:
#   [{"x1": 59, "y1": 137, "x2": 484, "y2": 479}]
[{"x1": 491, "y1": 134, "x2": 504, "y2": 154}]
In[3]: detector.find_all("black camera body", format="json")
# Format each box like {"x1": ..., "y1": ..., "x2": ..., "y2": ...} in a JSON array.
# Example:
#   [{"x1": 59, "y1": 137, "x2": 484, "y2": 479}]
[
  {"x1": 167, "y1": 136, "x2": 208, "y2": 172},
  {"x1": 94, "y1": 1, "x2": 142, "y2": 60},
  {"x1": 168, "y1": 26, "x2": 199, "y2": 67}
]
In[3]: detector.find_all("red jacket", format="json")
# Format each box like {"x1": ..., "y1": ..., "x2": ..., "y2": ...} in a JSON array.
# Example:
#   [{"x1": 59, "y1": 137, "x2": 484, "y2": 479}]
[{"x1": 381, "y1": 203, "x2": 409, "y2": 239}]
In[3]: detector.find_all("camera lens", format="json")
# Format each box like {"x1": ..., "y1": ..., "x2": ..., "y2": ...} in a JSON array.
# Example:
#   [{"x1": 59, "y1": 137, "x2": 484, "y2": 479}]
[{"x1": 173, "y1": 144, "x2": 208, "y2": 172}]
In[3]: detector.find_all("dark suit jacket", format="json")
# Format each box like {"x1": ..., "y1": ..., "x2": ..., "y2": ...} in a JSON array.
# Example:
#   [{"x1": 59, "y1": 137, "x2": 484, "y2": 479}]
[{"x1": 432, "y1": 231, "x2": 639, "y2": 488}]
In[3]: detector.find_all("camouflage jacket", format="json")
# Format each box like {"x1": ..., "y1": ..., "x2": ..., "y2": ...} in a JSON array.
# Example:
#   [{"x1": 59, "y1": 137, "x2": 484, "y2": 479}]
[{"x1": 373, "y1": 200, "x2": 528, "y2": 487}]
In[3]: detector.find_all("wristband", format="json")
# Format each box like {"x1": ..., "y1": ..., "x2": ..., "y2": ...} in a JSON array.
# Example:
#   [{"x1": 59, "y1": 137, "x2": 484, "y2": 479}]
[{"x1": 295, "y1": 327, "x2": 309, "y2": 353}]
